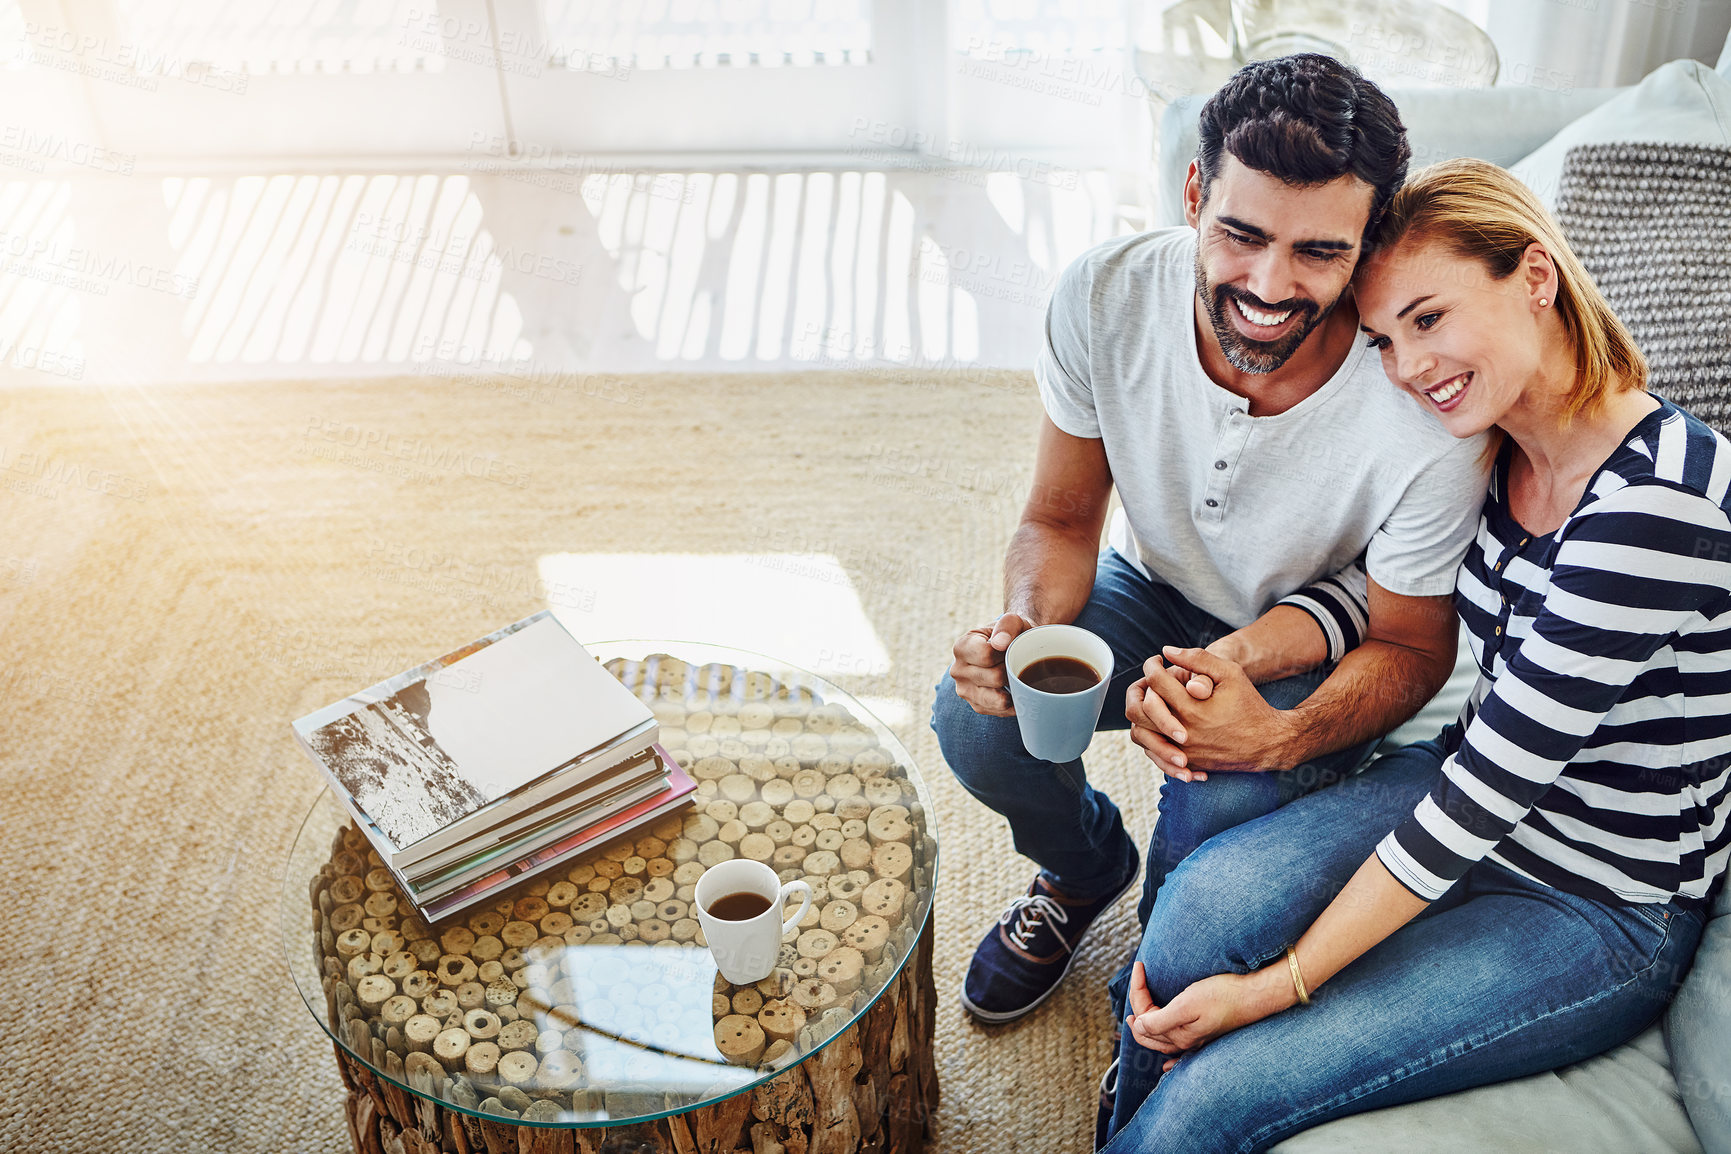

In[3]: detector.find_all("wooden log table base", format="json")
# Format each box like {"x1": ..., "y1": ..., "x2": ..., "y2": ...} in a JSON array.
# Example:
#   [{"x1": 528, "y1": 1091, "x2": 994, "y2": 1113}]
[{"x1": 333, "y1": 919, "x2": 937, "y2": 1154}]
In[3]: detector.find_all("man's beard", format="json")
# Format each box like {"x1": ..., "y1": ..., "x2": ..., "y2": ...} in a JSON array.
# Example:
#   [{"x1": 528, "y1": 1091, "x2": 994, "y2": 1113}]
[{"x1": 1194, "y1": 248, "x2": 1341, "y2": 375}]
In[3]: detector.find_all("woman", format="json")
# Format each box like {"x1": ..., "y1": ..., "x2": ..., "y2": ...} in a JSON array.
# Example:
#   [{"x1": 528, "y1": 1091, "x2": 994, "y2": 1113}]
[{"x1": 1096, "y1": 157, "x2": 1730, "y2": 1152}]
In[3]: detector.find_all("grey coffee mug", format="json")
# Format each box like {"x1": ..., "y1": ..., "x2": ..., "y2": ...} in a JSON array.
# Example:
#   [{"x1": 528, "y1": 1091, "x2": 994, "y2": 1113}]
[{"x1": 1004, "y1": 625, "x2": 1115, "y2": 763}]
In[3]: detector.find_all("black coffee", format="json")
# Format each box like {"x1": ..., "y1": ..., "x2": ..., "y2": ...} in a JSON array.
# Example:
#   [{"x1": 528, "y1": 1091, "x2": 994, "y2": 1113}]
[
  {"x1": 1020, "y1": 656, "x2": 1101, "y2": 694},
  {"x1": 707, "y1": 890, "x2": 772, "y2": 920}
]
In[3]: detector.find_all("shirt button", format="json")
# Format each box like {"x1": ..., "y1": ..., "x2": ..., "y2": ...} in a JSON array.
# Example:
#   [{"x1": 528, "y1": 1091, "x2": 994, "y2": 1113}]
[
  {"x1": 1205, "y1": 498, "x2": 1219, "y2": 508},
  {"x1": 1495, "y1": 625, "x2": 1502, "y2": 635},
  {"x1": 1214, "y1": 460, "x2": 1227, "y2": 470}
]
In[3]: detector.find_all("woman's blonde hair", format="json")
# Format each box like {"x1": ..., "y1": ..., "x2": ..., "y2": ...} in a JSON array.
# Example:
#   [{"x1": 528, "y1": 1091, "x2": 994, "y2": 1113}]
[{"x1": 1368, "y1": 158, "x2": 1646, "y2": 418}]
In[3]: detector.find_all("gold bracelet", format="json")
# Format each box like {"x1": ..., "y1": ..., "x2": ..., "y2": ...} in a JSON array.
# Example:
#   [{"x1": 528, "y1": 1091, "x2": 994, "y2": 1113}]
[{"x1": 1285, "y1": 945, "x2": 1311, "y2": 1006}]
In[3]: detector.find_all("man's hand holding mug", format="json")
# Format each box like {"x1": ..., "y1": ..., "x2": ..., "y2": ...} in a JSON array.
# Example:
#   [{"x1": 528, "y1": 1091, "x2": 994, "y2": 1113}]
[{"x1": 949, "y1": 612, "x2": 1034, "y2": 717}]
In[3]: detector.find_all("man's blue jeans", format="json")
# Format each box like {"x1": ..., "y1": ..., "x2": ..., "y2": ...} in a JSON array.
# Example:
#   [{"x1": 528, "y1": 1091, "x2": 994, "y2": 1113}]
[
  {"x1": 1102, "y1": 736, "x2": 1708, "y2": 1153},
  {"x1": 931, "y1": 548, "x2": 1379, "y2": 928}
]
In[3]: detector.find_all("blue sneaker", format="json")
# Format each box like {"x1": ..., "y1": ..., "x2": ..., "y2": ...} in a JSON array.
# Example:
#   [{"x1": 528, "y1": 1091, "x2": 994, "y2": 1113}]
[{"x1": 960, "y1": 855, "x2": 1138, "y2": 1024}]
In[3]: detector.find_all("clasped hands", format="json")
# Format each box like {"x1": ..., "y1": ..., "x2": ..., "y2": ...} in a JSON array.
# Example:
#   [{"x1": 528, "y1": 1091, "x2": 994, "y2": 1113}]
[{"x1": 1126, "y1": 645, "x2": 1293, "y2": 781}]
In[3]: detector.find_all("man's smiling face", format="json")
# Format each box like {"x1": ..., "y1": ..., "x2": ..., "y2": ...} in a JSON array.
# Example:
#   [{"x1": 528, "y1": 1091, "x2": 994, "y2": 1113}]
[{"x1": 1188, "y1": 154, "x2": 1376, "y2": 375}]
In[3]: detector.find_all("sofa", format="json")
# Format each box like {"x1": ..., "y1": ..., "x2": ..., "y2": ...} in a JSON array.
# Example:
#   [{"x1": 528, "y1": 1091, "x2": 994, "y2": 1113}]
[{"x1": 1148, "y1": 36, "x2": 1731, "y2": 1154}]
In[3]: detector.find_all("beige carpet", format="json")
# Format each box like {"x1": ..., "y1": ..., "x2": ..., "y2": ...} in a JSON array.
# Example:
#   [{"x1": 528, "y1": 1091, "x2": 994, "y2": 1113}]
[{"x1": 0, "y1": 371, "x2": 1163, "y2": 1154}]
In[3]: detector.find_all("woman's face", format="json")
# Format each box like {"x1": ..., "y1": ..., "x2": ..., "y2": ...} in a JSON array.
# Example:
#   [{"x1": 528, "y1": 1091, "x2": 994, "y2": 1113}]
[{"x1": 1355, "y1": 237, "x2": 1549, "y2": 439}]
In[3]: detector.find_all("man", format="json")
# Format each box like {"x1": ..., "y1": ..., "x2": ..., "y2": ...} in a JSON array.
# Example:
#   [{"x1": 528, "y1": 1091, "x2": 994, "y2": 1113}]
[{"x1": 932, "y1": 54, "x2": 1489, "y2": 1026}]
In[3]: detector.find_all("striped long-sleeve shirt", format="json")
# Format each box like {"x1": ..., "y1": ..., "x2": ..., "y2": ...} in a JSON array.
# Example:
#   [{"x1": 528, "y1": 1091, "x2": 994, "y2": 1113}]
[{"x1": 1376, "y1": 399, "x2": 1731, "y2": 907}]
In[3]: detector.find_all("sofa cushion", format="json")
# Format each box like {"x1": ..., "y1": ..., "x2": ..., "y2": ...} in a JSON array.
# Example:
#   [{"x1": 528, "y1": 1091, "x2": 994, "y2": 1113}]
[
  {"x1": 1552, "y1": 141, "x2": 1731, "y2": 434},
  {"x1": 1273, "y1": 1022, "x2": 1700, "y2": 1153},
  {"x1": 1665, "y1": 877, "x2": 1731, "y2": 1154},
  {"x1": 1509, "y1": 59, "x2": 1731, "y2": 209}
]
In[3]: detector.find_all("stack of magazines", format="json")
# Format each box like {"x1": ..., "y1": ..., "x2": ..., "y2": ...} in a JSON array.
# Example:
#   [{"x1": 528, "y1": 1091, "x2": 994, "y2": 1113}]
[{"x1": 292, "y1": 611, "x2": 695, "y2": 921}]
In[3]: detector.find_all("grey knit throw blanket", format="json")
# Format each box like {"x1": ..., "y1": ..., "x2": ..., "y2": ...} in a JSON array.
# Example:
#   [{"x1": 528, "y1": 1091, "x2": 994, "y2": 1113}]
[{"x1": 1553, "y1": 142, "x2": 1731, "y2": 431}]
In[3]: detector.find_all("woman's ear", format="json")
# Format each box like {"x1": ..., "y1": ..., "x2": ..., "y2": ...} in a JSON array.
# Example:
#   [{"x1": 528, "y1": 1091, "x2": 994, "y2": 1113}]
[{"x1": 1521, "y1": 241, "x2": 1556, "y2": 308}]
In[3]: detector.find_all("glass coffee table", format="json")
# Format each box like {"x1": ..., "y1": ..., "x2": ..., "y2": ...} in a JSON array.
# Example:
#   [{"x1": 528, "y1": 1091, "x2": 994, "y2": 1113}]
[{"x1": 282, "y1": 641, "x2": 939, "y2": 1153}]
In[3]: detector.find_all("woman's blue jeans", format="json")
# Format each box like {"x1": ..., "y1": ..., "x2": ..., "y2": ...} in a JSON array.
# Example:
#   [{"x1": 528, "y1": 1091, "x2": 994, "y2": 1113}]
[
  {"x1": 931, "y1": 548, "x2": 1378, "y2": 928},
  {"x1": 1102, "y1": 736, "x2": 1709, "y2": 1154}
]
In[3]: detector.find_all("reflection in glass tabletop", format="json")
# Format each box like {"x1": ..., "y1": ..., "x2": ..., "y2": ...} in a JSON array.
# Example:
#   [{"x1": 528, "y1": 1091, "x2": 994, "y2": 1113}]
[{"x1": 281, "y1": 641, "x2": 939, "y2": 1129}]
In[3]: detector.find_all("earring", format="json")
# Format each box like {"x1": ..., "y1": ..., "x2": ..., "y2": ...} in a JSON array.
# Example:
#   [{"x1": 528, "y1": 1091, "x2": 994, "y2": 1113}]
[{"x1": 1538, "y1": 297, "x2": 1549, "y2": 307}]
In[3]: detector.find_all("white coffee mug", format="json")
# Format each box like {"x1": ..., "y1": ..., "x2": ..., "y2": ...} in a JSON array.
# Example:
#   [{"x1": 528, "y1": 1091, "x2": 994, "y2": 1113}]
[{"x1": 694, "y1": 859, "x2": 814, "y2": 985}]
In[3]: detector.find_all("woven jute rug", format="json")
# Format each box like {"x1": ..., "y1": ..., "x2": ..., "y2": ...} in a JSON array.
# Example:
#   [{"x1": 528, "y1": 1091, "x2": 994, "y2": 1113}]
[{"x1": 0, "y1": 371, "x2": 1162, "y2": 1154}]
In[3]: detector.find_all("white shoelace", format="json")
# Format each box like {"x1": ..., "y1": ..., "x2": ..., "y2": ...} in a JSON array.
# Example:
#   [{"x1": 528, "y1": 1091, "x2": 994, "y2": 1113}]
[{"x1": 1000, "y1": 892, "x2": 1072, "y2": 953}]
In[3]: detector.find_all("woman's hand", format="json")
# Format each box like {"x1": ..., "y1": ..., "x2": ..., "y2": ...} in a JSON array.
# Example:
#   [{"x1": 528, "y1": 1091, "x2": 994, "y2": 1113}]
[
  {"x1": 1125, "y1": 663, "x2": 1208, "y2": 782},
  {"x1": 1124, "y1": 960, "x2": 1295, "y2": 1070}
]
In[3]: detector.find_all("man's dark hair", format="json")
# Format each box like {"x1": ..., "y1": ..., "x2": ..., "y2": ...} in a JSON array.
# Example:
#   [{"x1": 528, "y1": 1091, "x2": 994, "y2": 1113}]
[{"x1": 1196, "y1": 54, "x2": 1410, "y2": 246}]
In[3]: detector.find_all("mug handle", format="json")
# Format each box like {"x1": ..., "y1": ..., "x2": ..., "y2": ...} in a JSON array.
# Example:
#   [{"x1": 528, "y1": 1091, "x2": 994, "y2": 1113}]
[{"x1": 779, "y1": 880, "x2": 813, "y2": 935}]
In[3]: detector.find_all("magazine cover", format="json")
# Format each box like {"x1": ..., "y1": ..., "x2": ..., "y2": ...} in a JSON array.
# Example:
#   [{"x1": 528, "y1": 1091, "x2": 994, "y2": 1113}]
[{"x1": 293, "y1": 612, "x2": 655, "y2": 850}]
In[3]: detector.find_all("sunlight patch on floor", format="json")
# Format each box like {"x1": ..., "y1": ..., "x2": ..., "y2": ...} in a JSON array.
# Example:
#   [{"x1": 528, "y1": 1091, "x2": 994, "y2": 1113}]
[{"x1": 537, "y1": 552, "x2": 893, "y2": 684}]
